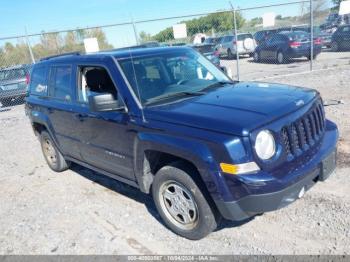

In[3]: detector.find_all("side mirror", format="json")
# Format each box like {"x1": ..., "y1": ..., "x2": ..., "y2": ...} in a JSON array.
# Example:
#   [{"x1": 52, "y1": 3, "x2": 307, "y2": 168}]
[{"x1": 88, "y1": 93, "x2": 124, "y2": 112}]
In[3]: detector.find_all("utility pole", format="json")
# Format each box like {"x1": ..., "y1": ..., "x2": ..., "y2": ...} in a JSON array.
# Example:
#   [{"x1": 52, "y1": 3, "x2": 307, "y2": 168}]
[
  {"x1": 229, "y1": 1, "x2": 240, "y2": 81},
  {"x1": 131, "y1": 15, "x2": 140, "y2": 45},
  {"x1": 25, "y1": 27, "x2": 35, "y2": 64},
  {"x1": 310, "y1": 0, "x2": 314, "y2": 71}
]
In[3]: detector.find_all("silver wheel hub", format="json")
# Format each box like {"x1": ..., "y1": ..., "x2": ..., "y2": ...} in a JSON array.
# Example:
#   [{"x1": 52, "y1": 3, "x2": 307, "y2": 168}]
[
  {"x1": 159, "y1": 181, "x2": 198, "y2": 230},
  {"x1": 43, "y1": 139, "x2": 57, "y2": 165}
]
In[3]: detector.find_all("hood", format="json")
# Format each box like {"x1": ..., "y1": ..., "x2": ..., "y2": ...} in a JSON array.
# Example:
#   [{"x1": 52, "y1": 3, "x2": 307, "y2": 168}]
[{"x1": 144, "y1": 82, "x2": 318, "y2": 136}]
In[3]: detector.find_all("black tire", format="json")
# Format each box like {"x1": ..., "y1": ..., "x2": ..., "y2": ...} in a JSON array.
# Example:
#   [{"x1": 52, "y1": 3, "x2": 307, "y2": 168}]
[
  {"x1": 276, "y1": 51, "x2": 286, "y2": 64},
  {"x1": 331, "y1": 41, "x2": 339, "y2": 52},
  {"x1": 307, "y1": 54, "x2": 318, "y2": 60},
  {"x1": 253, "y1": 51, "x2": 260, "y2": 62},
  {"x1": 227, "y1": 49, "x2": 234, "y2": 59},
  {"x1": 152, "y1": 162, "x2": 219, "y2": 240},
  {"x1": 40, "y1": 131, "x2": 70, "y2": 172},
  {"x1": 0, "y1": 99, "x2": 12, "y2": 108}
]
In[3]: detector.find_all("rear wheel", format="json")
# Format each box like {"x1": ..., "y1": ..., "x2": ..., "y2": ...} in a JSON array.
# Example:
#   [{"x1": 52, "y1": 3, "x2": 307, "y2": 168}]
[
  {"x1": 40, "y1": 131, "x2": 70, "y2": 172},
  {"x1": 276, "y1": 51, "x2": 286, "y2": 64},
  {"x1": 331, "y1": 41, "x2": 339, "y2": 52},
  {"x1": 152, "y1": 162, "x2": 219, "y2": 240},
  {"x1": 307, "y1": 54, "x2": 318, "y2": 60}
]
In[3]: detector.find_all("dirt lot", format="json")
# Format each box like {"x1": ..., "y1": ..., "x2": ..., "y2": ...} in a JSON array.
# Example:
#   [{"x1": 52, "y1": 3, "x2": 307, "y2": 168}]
[{"x1": 0, "y1": 55, "x2": 349, "y2": 254}]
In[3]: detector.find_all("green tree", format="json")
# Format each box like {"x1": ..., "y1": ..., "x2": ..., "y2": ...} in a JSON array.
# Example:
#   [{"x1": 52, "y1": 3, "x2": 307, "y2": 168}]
[
  {"x1": 139, "y1": 31, "x2": 153, "y2": 43},
  {"x1": 153, "y1": 11, "x2": 245, "y2": 43}
]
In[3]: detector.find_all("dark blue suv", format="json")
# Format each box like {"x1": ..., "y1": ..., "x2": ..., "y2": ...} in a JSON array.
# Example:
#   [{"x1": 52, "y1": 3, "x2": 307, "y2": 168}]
[{"x1": 25, "y1": 47, "x2": 338, "y2": 240}]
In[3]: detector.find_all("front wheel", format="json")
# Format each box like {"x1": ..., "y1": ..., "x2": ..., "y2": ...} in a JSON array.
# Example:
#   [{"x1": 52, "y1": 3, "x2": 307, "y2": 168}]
[
  {"x1": 152, "y1": 162, "x2": 219, "y2": 240},
  {"x1": 253, "y1": 52, "x2": 260, "y2": 62},
  {"x1": 227, "y1": 49, "x2": 234, "y2": 59}
]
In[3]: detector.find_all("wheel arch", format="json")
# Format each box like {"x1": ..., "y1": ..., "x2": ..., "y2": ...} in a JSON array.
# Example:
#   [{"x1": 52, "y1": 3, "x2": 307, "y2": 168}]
[{"x1": 133, "y1": 133, "x2": 229, "y2": 201}]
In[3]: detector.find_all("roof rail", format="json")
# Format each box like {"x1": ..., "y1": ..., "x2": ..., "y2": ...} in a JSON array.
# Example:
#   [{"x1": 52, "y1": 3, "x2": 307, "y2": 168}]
[{"x1": 40, "y1": 51, "x2": 82, "y2": 61}]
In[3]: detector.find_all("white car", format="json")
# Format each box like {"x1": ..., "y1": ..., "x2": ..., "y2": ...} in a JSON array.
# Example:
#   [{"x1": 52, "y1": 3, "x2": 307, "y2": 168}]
[{"x1": 216, "y1": 33, "x2": 256, "y2": 59}]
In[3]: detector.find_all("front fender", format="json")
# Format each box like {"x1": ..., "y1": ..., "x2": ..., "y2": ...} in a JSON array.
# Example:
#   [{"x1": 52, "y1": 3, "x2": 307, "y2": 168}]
[{"x1": 134, "y1": 132, "x2": 231, "y2": 201}]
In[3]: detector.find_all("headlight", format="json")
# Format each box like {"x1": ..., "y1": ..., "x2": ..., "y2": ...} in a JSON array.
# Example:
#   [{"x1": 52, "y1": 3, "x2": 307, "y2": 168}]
[{"x1": 255, "y1": 130, "x2": 276, "y2": 160}]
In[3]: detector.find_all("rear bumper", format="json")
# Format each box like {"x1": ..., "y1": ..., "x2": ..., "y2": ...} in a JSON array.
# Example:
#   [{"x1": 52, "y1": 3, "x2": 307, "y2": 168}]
[
  {"x1": 0, "y1": 89, "x2": 26, "y2": 100},
  {"x1": 288, "y1": 46, "x2": 322, "y2": 58},
  {"x1": 214, "y1": 121, "x2": 338, "y2": 221}
]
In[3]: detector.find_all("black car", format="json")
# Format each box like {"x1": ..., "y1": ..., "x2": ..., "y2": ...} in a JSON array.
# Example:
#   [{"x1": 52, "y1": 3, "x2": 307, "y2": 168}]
[
  {"x1": 0, "y1": 64, "x2": 31, "y2": 107},
  {"x1": 331, "y1": 25, "x2": 350, "y2": 51},
  {"x1": 253, "y1": 31, "x2": 322, "y2": 64},
  {"x1": 190, "y1": 43, "x2": 220, "y2": 66}
]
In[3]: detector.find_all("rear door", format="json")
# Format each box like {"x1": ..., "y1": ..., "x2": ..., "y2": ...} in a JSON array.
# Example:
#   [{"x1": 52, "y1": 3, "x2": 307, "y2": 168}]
[{"x1": 46, "y1": 64, "x2": 82, "y2": 159}]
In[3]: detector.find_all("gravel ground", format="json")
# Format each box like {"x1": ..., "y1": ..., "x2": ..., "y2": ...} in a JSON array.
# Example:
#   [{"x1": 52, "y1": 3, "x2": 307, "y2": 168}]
[{"x1": 0, "y1": 56, "x2": 349, "y2": 254}]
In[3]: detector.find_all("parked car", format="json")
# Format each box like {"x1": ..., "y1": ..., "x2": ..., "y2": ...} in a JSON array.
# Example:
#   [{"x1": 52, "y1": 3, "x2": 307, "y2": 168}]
[
  {"x1": 216, "y1": 33, "x2": 256, "y2": 59},
  {"x1": 26, "y1": 47, "x2": 338, "y2": 240},
  {"x1": 0, "y1": 64, "x2": 31, "y2": 107},
  {"x1": 330, "y1": 25, "x2": 350, "y2": 51},
  {"x1": 253, "y1": 31, "x2": 322, "y2": 64},
  {"x1": 190, "y1": 43, "x2": 220, "y2": 66}
]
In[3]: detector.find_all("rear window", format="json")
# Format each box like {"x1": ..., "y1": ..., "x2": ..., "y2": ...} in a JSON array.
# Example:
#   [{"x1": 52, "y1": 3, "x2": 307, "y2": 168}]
[
  {"x1": 193, "y1": 45, "x2": 214, "y2": 54},
  {"x1": 238, "y1": 34, "x2": 253, "y2": 41},
  {"x1": 48, "y1": 65, "x2": 73, "y2": 101},
  {"x1": 29, "y1": 66, "x2": 48, "y2": 96},
  {"x1": 286, "y1": 32, "x2": 310, "y2": 41},
  {"x1": 0, "y1": 68, "x2": 26, "y2": 81}
]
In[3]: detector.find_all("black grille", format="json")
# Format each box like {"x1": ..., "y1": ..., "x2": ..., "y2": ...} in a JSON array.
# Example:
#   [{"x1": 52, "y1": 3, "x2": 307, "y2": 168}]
[{"x1": 281, "y1": 101, "x2": 325, "y2": 158}]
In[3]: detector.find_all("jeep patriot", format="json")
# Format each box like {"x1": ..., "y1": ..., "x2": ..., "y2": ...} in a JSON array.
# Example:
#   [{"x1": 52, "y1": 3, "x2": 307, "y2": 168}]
[{"x1": 25, "y1": 47, "x2": 338, "y2": 240}]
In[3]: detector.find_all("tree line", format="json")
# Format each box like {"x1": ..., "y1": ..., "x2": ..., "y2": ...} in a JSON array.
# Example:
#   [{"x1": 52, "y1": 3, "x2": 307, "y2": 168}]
[{"x1": 0, "y1": 28, "x2": 112, "y2": 68}]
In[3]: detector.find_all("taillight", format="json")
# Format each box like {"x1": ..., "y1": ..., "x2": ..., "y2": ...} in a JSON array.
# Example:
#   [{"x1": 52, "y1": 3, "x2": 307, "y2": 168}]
[
  {"x1": 25, "y1": 74, "x2": 30, "y2": 85},
  {"x1": 289, "y1": 41, "x2": 301, "y2": 48},
  {"x1": 314, "y1": 38, "x2": 322, "y2": 45}
]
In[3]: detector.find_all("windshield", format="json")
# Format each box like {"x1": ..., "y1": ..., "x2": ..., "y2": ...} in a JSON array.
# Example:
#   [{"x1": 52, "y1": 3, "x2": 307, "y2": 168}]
[{"x1": 118, "y1": 49, "x2": 230, "y2": 106}]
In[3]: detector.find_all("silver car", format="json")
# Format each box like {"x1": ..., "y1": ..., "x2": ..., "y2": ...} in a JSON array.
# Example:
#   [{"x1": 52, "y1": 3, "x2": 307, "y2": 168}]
[{"x1": 216, "y1": 33, "x2": 256, "y2": 59}]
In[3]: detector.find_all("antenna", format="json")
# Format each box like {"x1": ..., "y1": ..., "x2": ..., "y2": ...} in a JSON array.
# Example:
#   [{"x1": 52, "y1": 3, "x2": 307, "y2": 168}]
[{"x1": 128, "y1": 48, "x2": 147, "y2": 123}]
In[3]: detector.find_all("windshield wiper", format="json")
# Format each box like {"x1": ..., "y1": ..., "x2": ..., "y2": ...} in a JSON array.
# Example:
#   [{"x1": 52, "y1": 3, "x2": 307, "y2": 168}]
[
  {"x1": 200, "y1": 81, "x2": 235, "y2": 92},
  {"x1": 144, "y1": 91, "x2": 205, "y2": 106}
]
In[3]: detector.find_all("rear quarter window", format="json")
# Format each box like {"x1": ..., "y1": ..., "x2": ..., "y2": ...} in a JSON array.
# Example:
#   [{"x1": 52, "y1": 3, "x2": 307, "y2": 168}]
[{"x1": 29, "y1": 66, "x2": 48, "y2": 96}]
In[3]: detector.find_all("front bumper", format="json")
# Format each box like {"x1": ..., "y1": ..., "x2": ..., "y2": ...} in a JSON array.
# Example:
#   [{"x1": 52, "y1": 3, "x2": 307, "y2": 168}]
[{"x1": 215, "y1": 121, "x2": 338, "y2": 221}]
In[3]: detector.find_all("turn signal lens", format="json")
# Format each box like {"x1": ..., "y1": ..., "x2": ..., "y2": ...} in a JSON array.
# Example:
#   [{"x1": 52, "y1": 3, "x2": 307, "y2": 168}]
[{"x1": 220, "y1": 162, "x2": 260, "y2": 175}]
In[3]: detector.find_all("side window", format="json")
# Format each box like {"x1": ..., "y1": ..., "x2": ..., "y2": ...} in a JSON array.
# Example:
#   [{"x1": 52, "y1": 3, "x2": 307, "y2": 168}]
[
  {"x1": 49, "y1": 66, "x2": 72, "y2": 101},
  {"x1": 29, "y1": 66, "x2": 47, "y2": 96},
  {"x1": 77, "y1": 66, "x2": 118, "y2": 103},
  {"x1": 342, "y1": 26, "x2": 350, "y2": 32}
]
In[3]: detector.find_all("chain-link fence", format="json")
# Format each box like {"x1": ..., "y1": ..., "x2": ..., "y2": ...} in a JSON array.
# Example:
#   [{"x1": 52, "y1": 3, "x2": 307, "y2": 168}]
[{"x1": 0, "y1": 0, "x2": 349, "y2": 108}]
